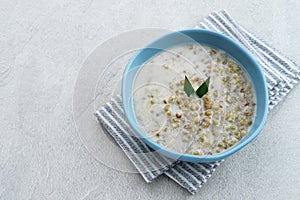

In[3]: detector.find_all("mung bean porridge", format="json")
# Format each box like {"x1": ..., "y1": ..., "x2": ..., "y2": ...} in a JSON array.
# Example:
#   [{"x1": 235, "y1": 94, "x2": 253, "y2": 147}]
[{"x1": 133, "y1": 43, "x2": 256, "y2": 156}]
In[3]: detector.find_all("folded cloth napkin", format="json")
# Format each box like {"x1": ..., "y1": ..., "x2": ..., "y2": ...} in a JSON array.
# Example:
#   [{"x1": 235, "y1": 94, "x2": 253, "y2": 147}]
[{"x1": 95, "y1": 10, "x2": 300, "y2": 194}]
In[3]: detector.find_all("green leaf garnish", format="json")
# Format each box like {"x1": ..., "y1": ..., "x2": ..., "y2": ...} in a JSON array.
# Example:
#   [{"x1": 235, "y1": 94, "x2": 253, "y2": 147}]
[
  {"x1": 184, "y1": 76, "x2": 195, "y2": 97},
  {"x1": 196, "y1": 77, "x2": 210, "y2": 98},
  {"x1": 184, "y1": 76, "x2": 210, "y2": 98}
]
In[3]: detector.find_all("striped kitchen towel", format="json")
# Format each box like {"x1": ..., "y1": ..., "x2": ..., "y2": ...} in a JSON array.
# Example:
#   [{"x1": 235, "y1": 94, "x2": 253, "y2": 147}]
[{"x1": 95, "y1": 10, "x2": 300, "y2": 194}]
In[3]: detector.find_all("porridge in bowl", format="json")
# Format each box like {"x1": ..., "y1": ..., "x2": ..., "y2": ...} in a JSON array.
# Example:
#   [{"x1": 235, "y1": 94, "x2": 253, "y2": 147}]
[{"x1": 133, "y1": 43, "x2": 256, "y2": 156}]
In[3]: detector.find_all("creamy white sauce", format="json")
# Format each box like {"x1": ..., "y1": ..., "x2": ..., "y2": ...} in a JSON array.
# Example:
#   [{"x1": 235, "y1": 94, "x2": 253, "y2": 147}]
[{"x1": 133, "y1": 43, "x2": 256, "y2": 155}]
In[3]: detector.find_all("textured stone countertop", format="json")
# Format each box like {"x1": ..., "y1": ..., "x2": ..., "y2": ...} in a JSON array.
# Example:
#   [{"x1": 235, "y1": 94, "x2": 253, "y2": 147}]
[{"x1": 1, "y1": 0, "x2": 300, "y2": 199}]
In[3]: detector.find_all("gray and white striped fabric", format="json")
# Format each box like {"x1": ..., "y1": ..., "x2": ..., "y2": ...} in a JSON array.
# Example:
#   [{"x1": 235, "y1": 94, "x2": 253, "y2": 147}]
[{"x1": 95, "y1": 10, "x2": 300, "y2": 194}]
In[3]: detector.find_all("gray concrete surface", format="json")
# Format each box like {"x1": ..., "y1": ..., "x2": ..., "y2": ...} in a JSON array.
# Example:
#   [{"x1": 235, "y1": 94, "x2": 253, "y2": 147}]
[{"x1": 1, "y1": 0, "x2": 300, "y2": 199}]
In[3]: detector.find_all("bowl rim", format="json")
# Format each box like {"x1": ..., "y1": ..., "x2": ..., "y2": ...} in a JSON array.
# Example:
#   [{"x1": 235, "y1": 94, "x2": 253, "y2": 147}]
[{"x1": 122, "y1": 28, "x2": 268, "y2": 162}]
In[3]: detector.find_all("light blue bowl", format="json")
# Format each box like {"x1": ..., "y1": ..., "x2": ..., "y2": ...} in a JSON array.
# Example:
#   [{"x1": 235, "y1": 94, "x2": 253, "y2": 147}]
[{"x1": 122, "y1": 29, "x2": 268, "y2": 162}]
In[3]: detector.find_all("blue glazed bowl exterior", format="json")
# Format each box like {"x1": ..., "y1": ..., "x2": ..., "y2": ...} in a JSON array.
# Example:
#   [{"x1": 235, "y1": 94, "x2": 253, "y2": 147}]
[{"x1": 122, "y1": 29, "x2": 268, "y2": 162}]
